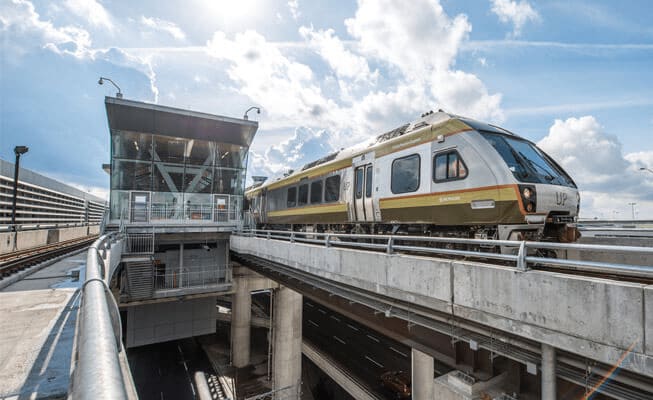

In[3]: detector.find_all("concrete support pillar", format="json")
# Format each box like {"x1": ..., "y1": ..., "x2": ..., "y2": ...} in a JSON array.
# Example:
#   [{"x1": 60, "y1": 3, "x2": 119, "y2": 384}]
[
  {"x1": 412, "y1": 348, "x2": 434, "y2": 400},
  {"x1": 231, "y1": 276, "x2": 251, "y2": 368},
  {"x1": 272, "y1": 286, "x2": 302, "y2": 398},
  {"x1": 541, "y1": 343, "x2": 557, "y2": 400}
]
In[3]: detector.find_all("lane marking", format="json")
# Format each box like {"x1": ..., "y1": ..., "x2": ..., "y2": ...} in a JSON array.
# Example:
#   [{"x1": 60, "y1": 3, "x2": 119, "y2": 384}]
[
  {"x1": 160, "y1": 392, "x2": 164, "y2": 400},
  {"x1": 367, "y1": 334, "x2": 380, "y2": 343},
  {"x1": 183, "y1": 361, "x2": 189, "y2": 372},
  {"x1": 305, "y1": 302, "x2": 314, "y2": 307},
  {"x1": 308, "y1": 320, "x2": 319, "y2": 327},
  {"x1": 330, "y1": 315, "x2": 341, "y2": 322},
  {"x1": 333, "y1": 336, "x2": 346, "y2": 345},
  {"x1": 365, "y1": 355, "x2": 384, "y2": 368},
  {"x1": 318, "y1": 309, "x2": 327, "y2": 315},
  {"x1": 347, "y1": 324, "x2": 359, "y2": 331},
  {"x1": 390, "y1": 347, "x2": 408, "y2": 358}
]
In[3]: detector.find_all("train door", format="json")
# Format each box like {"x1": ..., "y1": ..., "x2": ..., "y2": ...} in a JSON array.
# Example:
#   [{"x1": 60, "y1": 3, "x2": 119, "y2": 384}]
[
  {"x1": 353, "y1": 153, "x2": 375, "y2": 222},
  {"x1": 129, "y1": 191, "x2": 150, "y2": 223}
]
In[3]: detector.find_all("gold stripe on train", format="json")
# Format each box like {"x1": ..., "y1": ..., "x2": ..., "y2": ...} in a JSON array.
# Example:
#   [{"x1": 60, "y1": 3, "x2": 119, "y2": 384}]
[
  {"x1": 267, "y1": 203, "x2": 348, "y2": 217},
  {"x1": 379, "y1": 186, "x2": 519, "y2": 209}
]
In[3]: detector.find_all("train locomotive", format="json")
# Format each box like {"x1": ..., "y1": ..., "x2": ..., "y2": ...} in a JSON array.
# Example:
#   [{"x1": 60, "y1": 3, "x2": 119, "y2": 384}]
[{"x1": 245, "y1": 111, "x2": 580, "y2": 244}]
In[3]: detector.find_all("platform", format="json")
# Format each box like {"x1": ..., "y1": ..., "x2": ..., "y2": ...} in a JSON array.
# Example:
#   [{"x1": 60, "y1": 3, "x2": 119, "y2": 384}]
[{"x1": 0, "y1": 253, "x2": 85, "y2": 399}]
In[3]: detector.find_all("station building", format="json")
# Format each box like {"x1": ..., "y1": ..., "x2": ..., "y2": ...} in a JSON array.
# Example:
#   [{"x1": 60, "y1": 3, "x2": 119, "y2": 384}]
[{"x1": 103, "y1": 97, "x2": 259, "y2": 347}]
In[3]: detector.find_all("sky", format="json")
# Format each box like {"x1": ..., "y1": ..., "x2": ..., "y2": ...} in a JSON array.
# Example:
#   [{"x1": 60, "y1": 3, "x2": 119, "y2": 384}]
[{"x1": 1, "y1": 0, "x2": 652, "y2": 220}]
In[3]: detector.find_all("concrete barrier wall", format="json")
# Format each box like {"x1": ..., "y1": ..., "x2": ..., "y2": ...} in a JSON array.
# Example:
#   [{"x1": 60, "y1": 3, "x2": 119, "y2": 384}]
[
  {"x1": 231, "y1": 236, "x2": 653, "y2": 378},
  {"x1": 0, "y1": 225, "x2": 98, "y2": 255}
]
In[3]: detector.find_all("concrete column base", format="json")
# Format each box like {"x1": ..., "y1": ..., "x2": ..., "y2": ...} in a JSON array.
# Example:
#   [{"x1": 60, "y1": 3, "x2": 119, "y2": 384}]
[
  {"x1": 272, "y1": 286, "x2": 302, "y2": 399},
  {"x1": 231, "y1": 277, "x2": 251, "y2": 368},
  {"x1": 541, "y1": 343, "x2": 557, "y2": 400},
  {"x1": 412, "y1": 348, "x2": 434, "y2": 400}
]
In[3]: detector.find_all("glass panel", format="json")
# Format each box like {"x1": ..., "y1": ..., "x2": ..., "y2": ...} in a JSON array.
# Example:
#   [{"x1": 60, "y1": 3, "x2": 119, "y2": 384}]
[
  {"x1": 153, "y1": 135, "x2": 187, "y2": 163},
  {"x1": 391, "y1": 154, "x2": 420, "y2": 193},
  {"x1": 298, "y1": 184, "x2": 308, "y2": 206},
  {"x1": 184, "y1": 164, "x2": 213, "y2": 193},
  {"x1": 109, "y1": 190, "x2": 129, "y2": 219},
  {"x1": 151, "y1": 192, "x2": 183, "y2": 220},
  {"x1": 216, "y1": 143, "x2": 247, "y2": 169},
  {"x1": 365, "y1": 165, "x2": 373, "y2": 198},
  {"x1": 434, "y1": 154, "x2": 447, "y2": 181},
  {"x1": 355, "y1": 168, "x2": 364, "y2": 199},
  {"x1": 184, "y1": 193, "x2": 213, "y2": 221},
  {"x1": 448, "y1": 153, "x2": 459, "y2": 178},
  {"x1": 287, "y1": 187, "x2": 297, "y2": 208},
  {"x1": 111, "y1": 160, "x2": 152, "y2": 191},
  {"x1": 325, "y1": 175, "x2": 340, "y2": 202},
  {"x1": 112, "y1": 131, "x2": 152, "y2": 160},
  {"x1": 152, "y1": 162, "x2": 184, "y2": 193},
  {"x1": 310, "y1": 181, "x2": 322, "y2": 204},
  {"x1": 213, "y1": 167, "x2": 244, "y2": 195},
  {"x1": 185, "y1": 139, "x2": 216, "y2": 166}
]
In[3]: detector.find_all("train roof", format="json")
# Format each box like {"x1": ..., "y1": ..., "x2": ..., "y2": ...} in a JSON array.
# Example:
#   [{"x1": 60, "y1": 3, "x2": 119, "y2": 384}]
[{"x1": 246, "y1": 111, "x2": 510, "y2": 195}]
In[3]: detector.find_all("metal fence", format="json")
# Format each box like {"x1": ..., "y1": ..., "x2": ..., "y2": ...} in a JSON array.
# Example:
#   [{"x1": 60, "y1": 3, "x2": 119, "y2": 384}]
[
  {"x1": 124, "y1": 197, "x2": 242, "y2": 225},
  {"x1": 238, "y1": 229, "x2": 653, "y2": 280},
  {"x1": 123, "y1": 232, "x2": 154, "y2": 254},
  {"x1": 154, "y1": 265, "x2": 231, "y2": 290}
]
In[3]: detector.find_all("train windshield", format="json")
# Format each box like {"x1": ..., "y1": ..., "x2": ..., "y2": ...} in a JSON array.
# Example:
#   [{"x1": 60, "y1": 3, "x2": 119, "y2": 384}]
[{"x1": 480, "y1": 131, "x2": 576, "y2": 187}]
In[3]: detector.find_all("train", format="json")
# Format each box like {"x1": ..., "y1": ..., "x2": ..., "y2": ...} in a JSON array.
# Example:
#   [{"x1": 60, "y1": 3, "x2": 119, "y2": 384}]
[{"x1": 245, "y1": 110, "x2": 580, "y2": 244}]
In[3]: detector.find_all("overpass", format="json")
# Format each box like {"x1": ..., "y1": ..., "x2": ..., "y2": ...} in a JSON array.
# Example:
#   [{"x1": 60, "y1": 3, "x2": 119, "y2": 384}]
[{"x1": 229, "y1": 230, "x2": 653, "y2": 399}]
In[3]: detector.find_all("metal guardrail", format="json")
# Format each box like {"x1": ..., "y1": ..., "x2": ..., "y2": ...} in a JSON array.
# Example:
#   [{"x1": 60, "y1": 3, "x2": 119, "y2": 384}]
[
  {"x1": 154, "y1": 265, "x2": 230, "y2": 290},
  {"x1": 70, "y1": 232, "x2": 129, "y2": 399},
  {"x1": 0, "y1": 222, "x2": 101, "y2": 232},
  {"x1": 124, "y1": 232, "x2": 154, "y2": 254},
  {"x1": 237, "y1": 229, "x2": 653, "y2": 279}
]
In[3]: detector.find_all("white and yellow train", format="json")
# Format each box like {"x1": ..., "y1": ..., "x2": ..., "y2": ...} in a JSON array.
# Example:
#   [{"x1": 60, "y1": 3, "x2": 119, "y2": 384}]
[{"x1": 245, "y1": 111, "x2": 580, "y2": 243}]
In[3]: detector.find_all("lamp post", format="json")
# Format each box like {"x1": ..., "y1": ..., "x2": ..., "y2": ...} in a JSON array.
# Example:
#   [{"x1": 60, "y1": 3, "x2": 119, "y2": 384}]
[
  {"x1": 98, "y1": 77, "x2": 123, "y2": 98},
  {"x1": 243, "y1": 106, "x2": 260, "y2": 120},
  {"x1": 628, "y1": 202, "x2": 637, "y2": 220},
  {"x1": 11, "y1": 146, "x2": 28, "y2": 249}
]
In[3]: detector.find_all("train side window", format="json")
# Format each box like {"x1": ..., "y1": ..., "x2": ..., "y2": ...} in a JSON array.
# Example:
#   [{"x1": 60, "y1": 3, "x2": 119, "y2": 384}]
[
  {"x1": 433, "y1": 151, "x2": 468, "y2": 182},
  {"x1": 355, "y1": 167, "x2": 364, "y2": 199},
  {"x1": 365, "y1": 165, "x2": 373, "y2": 198},
  {"x1": 324, "y1": 175, "x2": 341, "y2": 202},
  {"x1": 298, "y1": 184, "x2": 309, "y2": 206},
  {"x1": 391, "y1": 154, "x2": 420, "y2": 194},
  {"x1": 287, "y1": 187, "x2": 297, "y2": 208},
  {"x1": 310, "y1": 181, "x2": 323, "y2": 204}
]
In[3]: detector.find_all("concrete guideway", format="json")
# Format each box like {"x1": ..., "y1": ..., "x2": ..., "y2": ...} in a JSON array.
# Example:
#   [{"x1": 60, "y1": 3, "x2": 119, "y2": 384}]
[{"x1": 230, "y1": 235, "x2": 653, "y2": 383}]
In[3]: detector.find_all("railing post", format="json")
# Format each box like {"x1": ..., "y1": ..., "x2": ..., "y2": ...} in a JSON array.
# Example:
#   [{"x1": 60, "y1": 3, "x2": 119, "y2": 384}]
[
  {"x1": 290, "y1": 231, "x2": 295, "y2": 243},
  {"x1": 517, "y1": 241, "x2": 528, "y2": 272},
  {"x1": 267, "y1": 231, "x2": 271, "y2": 240},
  {"x1": 325, "y1": 234, "x2": 331, "y2": 248},
  {"x1": 387, "y1": 236, "x2": 394, "y2": 255}
]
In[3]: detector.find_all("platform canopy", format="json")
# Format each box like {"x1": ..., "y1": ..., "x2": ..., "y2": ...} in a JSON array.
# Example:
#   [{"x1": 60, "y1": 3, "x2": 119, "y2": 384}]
[{"x1": 104, "y1": 97, "x2": 258, "y2": 147}]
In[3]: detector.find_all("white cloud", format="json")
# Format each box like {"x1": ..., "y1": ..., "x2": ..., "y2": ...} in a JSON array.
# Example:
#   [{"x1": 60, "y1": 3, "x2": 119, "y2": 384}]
[
  {"x1": 345, "y1": 0, "x2": 503, "y2": 121},
  {"x1": 537, "y1": 116, "x2": 653, "y2": 218},
  {"x1": 299, "y1": 26, "x2": 376, "y2": 83},
  {"x1": 1, "y1": 0, "x2": 93, "y2": 58},
  {"x1": 64, "y1": 0, "x2": 113, "y2": 31},
  {"x1": 490, "y1": 0, "x2": 539, "y2": 37},
  {"x1": 140, "y1": 16, "x2": 186, "y2": 40},
  {"x1": 288, "y1": 0, "x2": 300, "y2": 20}
]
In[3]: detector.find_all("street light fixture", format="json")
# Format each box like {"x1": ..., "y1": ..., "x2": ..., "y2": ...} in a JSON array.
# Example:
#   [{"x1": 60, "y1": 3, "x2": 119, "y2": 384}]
[
  {"x1": 628, "y1": 202, "x2": 637, "y2": 220},
  {"x1": 98, "y1": 77, "x2": 123, "y2": 98},
  {"x1": 640, "y1": 167, "x2": 653, "y2": 174},
  {"x1": 243, "y1": 106, "x2": 260, "y2": 120},
  {"x1": 11, "y1": 146, "x2": 28, "y2": 248}
]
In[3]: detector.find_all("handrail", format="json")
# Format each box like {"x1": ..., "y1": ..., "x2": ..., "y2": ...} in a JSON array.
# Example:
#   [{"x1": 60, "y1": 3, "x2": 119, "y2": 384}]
[
  {"x1": 70, "y1": 232, "x2": 129, "y2": 399},
  {"x1": 237, "y1": 229, "x2": 653, "y2": 279}
]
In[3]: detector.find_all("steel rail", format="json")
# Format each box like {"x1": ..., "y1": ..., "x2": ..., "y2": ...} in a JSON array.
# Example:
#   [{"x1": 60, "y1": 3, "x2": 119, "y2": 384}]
[
  {"x1": 240, "y1": 229, "x2": 653, "y2": 280},
  {"x1": 70, "y1": 232, "x2": 128, "y2": 400}
]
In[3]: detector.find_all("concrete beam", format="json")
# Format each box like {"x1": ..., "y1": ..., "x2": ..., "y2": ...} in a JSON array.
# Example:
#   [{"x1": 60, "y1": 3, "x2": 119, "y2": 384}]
[{"x1": 541, "y1": 344, "x2": 556, "y2": 400}]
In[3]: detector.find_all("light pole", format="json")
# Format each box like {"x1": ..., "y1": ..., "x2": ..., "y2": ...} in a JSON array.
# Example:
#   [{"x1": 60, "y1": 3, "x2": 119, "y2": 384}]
[
  {"x1": 12, "y1": 146, "x2": 29, "y2": 250},
  {"x1": 98, "y1": 77, "x2": 123, "y2": 98},
  {"x1": 628, "y1": 202, "x2": 637, "y2": 220}
]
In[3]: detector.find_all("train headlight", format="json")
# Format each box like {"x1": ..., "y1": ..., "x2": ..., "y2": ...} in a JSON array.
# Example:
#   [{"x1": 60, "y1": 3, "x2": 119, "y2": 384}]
[{"x1": 518, "y1": 185, "x2": 537, "y2": 213}]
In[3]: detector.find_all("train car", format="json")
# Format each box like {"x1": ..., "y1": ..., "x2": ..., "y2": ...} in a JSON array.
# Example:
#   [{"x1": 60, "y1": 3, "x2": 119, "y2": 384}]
[{"x1": 246, "y1": 111, "x2": 579, "y2": 243}]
